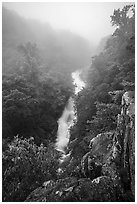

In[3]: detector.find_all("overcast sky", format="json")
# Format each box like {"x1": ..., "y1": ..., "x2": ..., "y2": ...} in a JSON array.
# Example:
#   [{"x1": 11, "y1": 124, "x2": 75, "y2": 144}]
[{"x1": 3, "y1": 2, "x2": 133, "y2": 45}]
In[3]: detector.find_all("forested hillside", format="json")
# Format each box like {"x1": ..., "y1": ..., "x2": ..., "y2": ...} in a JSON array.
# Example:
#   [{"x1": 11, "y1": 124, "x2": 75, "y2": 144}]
[
  {"x1": 2, "y1": 7, "x2": 92, "y2": 75},
  {"x1": 2, "y1": 4, "x2": 135, "y2": 202},
  {"x1": 70, "y1": 4, "x2": 135, "y2": 155}
]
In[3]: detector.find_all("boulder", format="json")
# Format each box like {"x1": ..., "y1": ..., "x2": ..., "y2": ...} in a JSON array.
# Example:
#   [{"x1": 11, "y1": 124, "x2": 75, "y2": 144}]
[
  {"x1": 89, "y1": 131, "x2": 114, "y2": 164},
  {"x1": 25, "y1": 176, "x2": 124, "y2": 202},
  {"x1": 25, "y1": 177, "x2": 78, "y2": 202},
  {"x1": 81, "y1": 152, "x2": 102, "y2": 179}
]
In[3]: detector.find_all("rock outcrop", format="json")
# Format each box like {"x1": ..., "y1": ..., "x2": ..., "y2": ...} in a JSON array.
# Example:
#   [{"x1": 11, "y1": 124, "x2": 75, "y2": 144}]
[
  {"x1": 81, "y1": 91, "x2": 135, "y2": 201},
  {"x1": 121, "y1": 91, "x2": 135, "y2": 196},
  {"x1": 25, "y1": 91, "x2": 135, "y2": 202},
  {"x1": 26, "y1": 176, "x2": 124, "y2": 202}
]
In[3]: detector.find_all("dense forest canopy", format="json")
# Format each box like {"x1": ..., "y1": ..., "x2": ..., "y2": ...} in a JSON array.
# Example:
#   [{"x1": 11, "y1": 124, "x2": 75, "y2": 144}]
[{"x1": 2, "y1": 4, "x2": 135, "y2": 202}]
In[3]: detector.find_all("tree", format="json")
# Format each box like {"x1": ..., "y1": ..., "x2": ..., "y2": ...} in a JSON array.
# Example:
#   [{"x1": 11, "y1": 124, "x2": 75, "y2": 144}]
[
  {"x1": 110, "y1": 5, "x2": 135, "y2": 63},
  {"x1": 2, "y1": 43, "x2": 73, "y2": 144},
  {"x1": 70, "y1": 4, "x2": 135, "y2": 158}
]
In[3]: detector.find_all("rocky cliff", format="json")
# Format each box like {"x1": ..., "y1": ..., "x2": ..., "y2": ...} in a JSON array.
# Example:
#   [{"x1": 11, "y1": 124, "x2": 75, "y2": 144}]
[{"x1": 25, "y1": 91, "x2": 135, "y2": 202}]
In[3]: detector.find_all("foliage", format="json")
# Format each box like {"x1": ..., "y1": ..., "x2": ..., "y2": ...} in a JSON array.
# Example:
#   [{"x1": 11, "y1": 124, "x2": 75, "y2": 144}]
[
  {"x1": 87, "y1": 102, "x2": 120, "y2": 134},
  {"x1": 70, "y1": 4, "x2": 135, "y2": 155},
  {"x1": 2, "y1": 136, "x2": 59, "y2": 202},
  {"x1": 110, "y1": 5, "x2": 135, "y2": 61},
  {"x1": 2, "y1": 43, "x2": 73, "y2": 144},
  {"x1": 2, "y1": 4, "x2": 135, "y2": 202},
  {"x1": 57, "y1": 157, "x2": 82, "y2": 180}
]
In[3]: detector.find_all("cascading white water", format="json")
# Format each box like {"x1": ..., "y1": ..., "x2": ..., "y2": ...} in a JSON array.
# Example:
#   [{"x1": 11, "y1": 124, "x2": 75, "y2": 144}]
[
  {"x1": 72, "y1": 70, "x2": 85, "y2": 95},
  {"x1": 55, "y1": 97, "x2": 75, "y2": 153},
  {"x1": 55, "y1": 70, "x2": 85, "y2": 153}
]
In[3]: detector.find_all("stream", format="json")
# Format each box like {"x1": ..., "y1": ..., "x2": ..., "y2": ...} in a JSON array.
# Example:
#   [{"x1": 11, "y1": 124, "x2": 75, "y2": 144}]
[{"x1": 55, "y1": 70, "x2": 85, "y2": 156}]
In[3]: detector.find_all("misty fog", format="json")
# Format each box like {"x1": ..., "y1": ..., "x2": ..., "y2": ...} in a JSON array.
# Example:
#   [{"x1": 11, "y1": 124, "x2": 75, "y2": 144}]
[
  {"x1": 3, "y1": 2, "x2": 131, "y2": 45},
  {"x1": 2, "y1": 2, "x2": 135, "y2": 202}
]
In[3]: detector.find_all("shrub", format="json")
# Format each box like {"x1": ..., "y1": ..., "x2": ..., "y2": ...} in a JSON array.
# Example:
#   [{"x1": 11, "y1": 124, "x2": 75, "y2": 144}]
[{"x1": 2, "y1": 136, "x2": 59, "y2": 202}]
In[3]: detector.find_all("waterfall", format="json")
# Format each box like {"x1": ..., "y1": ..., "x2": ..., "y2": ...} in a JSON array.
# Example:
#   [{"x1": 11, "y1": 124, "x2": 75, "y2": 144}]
[
  {"x1": 72, "y1": 70, "x2": 85, "y2": 94},
  {"x1": 55, "y1": 69, "x2": 85, "y2": 153},
  {"x1": 55, "y1": 97, "x2": 75, "y2": 153}
]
